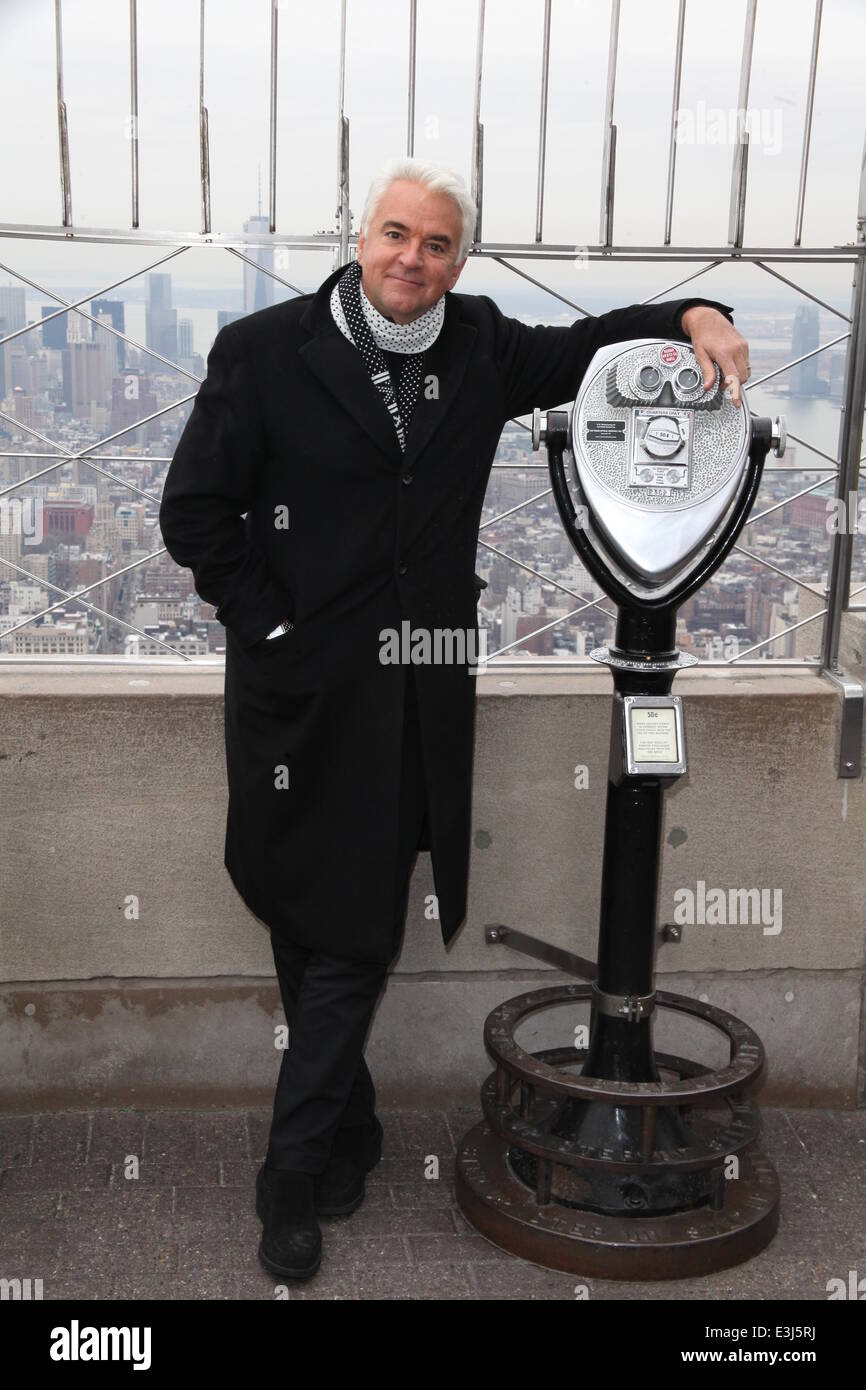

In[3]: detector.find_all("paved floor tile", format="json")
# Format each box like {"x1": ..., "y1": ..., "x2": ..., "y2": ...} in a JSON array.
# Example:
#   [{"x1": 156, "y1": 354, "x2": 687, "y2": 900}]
[{"x1": 0, "y1": 1104, "x2": 862, "y2": 1301}]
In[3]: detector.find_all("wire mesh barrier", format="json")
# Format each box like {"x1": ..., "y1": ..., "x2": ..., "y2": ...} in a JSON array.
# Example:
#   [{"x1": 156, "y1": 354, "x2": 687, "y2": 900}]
[{"x1": 0, "y1": 0, "x2": 863, "y2": 684}]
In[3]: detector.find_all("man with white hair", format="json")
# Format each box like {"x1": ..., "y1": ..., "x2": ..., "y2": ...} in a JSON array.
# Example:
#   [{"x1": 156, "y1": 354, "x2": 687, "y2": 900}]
[{"x1": 159, "y1": 156, "x2": 749, "y2": 1280}]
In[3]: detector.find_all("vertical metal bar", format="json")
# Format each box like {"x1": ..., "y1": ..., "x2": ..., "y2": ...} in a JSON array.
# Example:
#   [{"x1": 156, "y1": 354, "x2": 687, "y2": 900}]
[
  {"x1": 732, "y1": 136, "x2": 750, "y2": 248},
  {"x1": 640, "y1": 1104, "x2": 657, "y2": 1159},
  {"x1": 199, "y1": 0, "x2": 211, "y2": 235},
  {"x1": 337, "y1": 0, "x2": 350, "y2": 267},
  {"x1": 268, "y1": 0, "x2": 278, "y2": 234},
  {"x1": 535, "y1": 0, "x2": 552, "y2": 243},
  {"x1": 129, "y1": 0, "x2": 139, "y2": 229},
  {"x1": 663, "y1": 0, "x2": 687, "y2": 246},
  {"x1": 471, "y1": 0, "x2": 485, "y2": 247},
  {"x1": 338, "y1": 116, "x2": 350, "y2": 266},
  {"x1": 821, "y1": 132, "x2": 866, "y2": 671},
  {"x1": 496, "y1": 1066, "x2": 511, "y2": 1106},
  {"x1": 519, "y1": 1082, "x2": 535, "y2": 1120},
  {"x1": 473, "y1": 123, "x2": 484, "y2": 250},
  {"x1": 407, "y1": 0, "x2": 417, "y2": 157},
  {"x1": 727, "y1": 0, "x2": 757, "y2": 248},
  {"x1": 535, "y1": 1157, "x2": 552, "y2": 1205},
  {"x1": 794, "y1": 0, "x2": 823, "y2": 247},
  {"x1": 599, "y1": 0, "x2": 621, "y2": 248},
  {"x1": 54, "y1": 0, "x2": 72, "y2": 227}
]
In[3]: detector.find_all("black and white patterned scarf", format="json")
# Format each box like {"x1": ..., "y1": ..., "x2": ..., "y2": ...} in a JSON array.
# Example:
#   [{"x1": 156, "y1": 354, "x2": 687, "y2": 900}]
[{"x1": 330, "y1": 258, "x2": 444, "y2": 452}]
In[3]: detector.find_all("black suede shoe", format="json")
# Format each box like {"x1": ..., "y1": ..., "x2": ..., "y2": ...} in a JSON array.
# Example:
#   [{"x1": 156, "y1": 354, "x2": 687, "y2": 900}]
[
  {"x1": 314, "y1": 1115, "x2": 384, "y2": 1217},
  {"x1": 256, "y1": 1164, "x2": 322, "y2": 1279}
]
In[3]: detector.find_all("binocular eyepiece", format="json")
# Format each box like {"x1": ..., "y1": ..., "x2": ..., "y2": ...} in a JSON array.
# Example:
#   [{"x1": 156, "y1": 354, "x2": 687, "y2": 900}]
[{"x1": 607, "y1": 341, "x2": 722, "y2": 411}]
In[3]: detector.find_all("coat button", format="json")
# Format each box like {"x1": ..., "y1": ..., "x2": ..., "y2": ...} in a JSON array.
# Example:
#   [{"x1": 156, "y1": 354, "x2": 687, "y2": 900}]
[
  {"x1": 402, "y1": 472, "x2": 413, "y2": 485},
  {"x1": 398, "y1": 563, "x2": 408, "y2": 575}
]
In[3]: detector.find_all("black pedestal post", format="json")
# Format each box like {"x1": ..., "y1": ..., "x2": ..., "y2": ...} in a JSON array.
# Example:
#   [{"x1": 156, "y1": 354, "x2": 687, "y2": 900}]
[{"x1": 547, "y1": 605, "x2": 712, "y2": 1216}]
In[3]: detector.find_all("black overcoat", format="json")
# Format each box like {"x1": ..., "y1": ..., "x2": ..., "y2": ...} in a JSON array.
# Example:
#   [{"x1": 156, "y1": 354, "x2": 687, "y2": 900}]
[{"x1": 159, "y1": 262, "x2": 732, "y2": 965}]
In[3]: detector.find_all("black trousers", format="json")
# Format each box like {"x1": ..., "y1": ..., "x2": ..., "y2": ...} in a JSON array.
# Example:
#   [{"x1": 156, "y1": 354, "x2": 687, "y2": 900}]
[{"x1": 266, "y1": 670, "x2": 427, "y2": 1172}]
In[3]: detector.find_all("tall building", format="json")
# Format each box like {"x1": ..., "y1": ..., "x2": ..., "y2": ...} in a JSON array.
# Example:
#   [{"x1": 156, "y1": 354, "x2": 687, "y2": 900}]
[
  {"x1": 41, "y1": 306, "x2": 68, "y2": 349},
  {"x1": 178, "y1": 318, "x2": 194, "y2": 357},
  {"x1": 66, "y1": 311, "x2": 88, "y2": 344},
  {"x1": 0, "y1": 285, "x2": 26, "y2": 334},
  {"x1": 145, "y1": 274, "x2": 178, "y2": 363},
  {"x1": 791, "y1": 304, "x2": 828, "y2": 397},
  {"x1": 91, "y1": 298, "x2": 126, "y2": 367},
  {"x1": 12, "y1": 386, "x2": 34, "y2": 431},
  {"x1": 147, "y1": 273, "x2": 171, "y2": 309},
  {"x1": 110, "y1": 370, "x2": 158, "y2": 442},
  {"x1": 61, "y1": 340, "x2": 108, "y2": 415},
  {"x1": 0, "y1": 288, "x2": 26, "y2": 405},
  {"x1": 243, "y1": 214, "x2": 276, "y2": 314},
  {"x1": 243, "y1": 174, "x2": 275, "y2": 314},
  {"x1": 217, "y1": 309, "x2": 244, "y2": 330},
  {"x1": 93, "y1": 312, "x2": 120, "y2": 381}
]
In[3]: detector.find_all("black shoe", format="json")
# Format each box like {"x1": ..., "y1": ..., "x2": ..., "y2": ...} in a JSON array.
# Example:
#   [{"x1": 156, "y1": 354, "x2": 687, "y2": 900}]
[
  {"x1": 314, "y1": 1115, "x2": 384, "y2": 1217},
  {"x1": 256, "y1": 1164, "x2": 322, "y2": 1279}
]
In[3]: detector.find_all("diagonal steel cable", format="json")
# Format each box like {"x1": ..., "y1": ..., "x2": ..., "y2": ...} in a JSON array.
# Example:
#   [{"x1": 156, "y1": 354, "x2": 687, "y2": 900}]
[
  {"x1": 731, "y1": 544, "x2": 825, "y2": 595},
  {"x1": 0, "y1": 548, "x2": 191, "y2": 659},
  {"x1": 2, "y1": 228, "x2": 861, "y2": 667},
  {"x1": 483, "y1": 599, "x2": 615, "y2": 660},
  {"x1": 0, "y1": 398, "x2": 195, "y2": 503},
  {"x1": 0, "y1": 246, "x2": 201, "y2": 379}
]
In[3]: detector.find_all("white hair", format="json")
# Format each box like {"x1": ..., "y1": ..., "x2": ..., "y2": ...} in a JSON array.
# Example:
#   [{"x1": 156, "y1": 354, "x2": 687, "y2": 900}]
[{"x1": 360, "y1": 157, "x2": 477, "y2": 265}]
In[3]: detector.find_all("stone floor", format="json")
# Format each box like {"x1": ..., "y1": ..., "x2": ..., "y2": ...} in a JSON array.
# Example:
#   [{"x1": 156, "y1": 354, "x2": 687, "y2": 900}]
[{"x1": 0, "y1": 1104, "x2": 863, "y2": 1300}]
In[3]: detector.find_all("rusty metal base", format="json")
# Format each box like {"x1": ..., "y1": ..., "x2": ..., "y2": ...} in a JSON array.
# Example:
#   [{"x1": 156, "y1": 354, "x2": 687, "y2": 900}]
[{"x1": 455, "y1": 1120, "x2": 780, "y2": 1281}]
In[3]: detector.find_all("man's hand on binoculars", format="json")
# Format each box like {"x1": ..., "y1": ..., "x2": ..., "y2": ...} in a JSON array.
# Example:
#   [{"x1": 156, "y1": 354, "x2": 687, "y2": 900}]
[{"x1": 680, "y1": 305, "x2": 751, "y2": 407}]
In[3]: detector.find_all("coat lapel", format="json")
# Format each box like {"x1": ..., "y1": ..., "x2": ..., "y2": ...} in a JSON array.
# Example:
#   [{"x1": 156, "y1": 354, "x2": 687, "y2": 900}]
[
  {"x1": 298, "y1": 264, "x2": 477, "y2": 472},
  {"x1": 400, "y1": 312, "x2": 477, "y2": 471}
]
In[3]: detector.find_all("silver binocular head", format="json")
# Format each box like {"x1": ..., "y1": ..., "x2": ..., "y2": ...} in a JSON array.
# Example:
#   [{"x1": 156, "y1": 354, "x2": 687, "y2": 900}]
[{"x1": 535, "y1": 338, "x2": 783, "y2": 603}]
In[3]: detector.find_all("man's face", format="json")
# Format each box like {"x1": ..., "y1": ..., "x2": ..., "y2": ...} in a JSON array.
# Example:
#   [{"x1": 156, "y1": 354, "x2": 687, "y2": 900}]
[{"x1": 356, "y1": 179, "x2": 467, "y2": 324}]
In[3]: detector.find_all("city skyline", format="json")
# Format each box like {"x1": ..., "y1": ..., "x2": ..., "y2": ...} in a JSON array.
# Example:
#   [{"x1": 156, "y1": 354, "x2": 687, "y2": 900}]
[
  {"x1": 1, "y1": 0, "x2": 863, "y2": 663},
  {"x1": 0, "y1": 264, "x2": 855, "y2": 663}
]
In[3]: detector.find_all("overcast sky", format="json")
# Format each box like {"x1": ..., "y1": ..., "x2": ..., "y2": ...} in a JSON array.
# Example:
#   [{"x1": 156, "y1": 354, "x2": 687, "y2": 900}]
[{"x1": 1, "y1": 0, "x2": 864, "y2": 312}]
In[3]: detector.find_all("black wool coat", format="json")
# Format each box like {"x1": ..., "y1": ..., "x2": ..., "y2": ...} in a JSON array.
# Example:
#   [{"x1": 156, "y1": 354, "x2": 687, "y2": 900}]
[{"x1": 159, "y1": 262, "x2": 733, "y2": 965}]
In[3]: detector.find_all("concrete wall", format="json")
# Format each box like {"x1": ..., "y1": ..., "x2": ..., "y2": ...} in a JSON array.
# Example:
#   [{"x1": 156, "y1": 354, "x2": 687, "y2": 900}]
[{"x1": 1, "y1": 656, "x2": 864, "y2": 1110}]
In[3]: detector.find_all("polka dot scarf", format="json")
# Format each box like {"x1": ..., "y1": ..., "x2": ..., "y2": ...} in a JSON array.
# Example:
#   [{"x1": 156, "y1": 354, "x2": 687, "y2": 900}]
[{"x1": 331, "y1": 258, "x2": 444, "y2": 452}]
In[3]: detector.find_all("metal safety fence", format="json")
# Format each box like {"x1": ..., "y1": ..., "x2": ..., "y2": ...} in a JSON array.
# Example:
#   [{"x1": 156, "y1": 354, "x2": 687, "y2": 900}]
[{"x1": 0, "y1": 0, "x2": 864, "y2": 744}]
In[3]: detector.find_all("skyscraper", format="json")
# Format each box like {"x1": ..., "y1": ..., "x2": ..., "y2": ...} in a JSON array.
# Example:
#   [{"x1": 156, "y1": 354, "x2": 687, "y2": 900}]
[
  {"x1": 242, "y1": 170, "x2": 276, "y2": 315},
  {"x1": 0, "y1": 285, "x2": 26, "y2": 334},
  {"x1": 41, "y1": 307, "x2": 68, "y2": 350},
  {"x1": 91, "y1": 298, "x2": 126, "y2": 368},
  {"x1": 242, "y1": 214, "x2": 275, "y2": 314},
  {"x1": 145, "y1": 274, "x2": 178, "y2": 363},
  {"x1": 790, "y1": 303, "x2": 827, "y2": 396},
  {"x1": 1, "y1": 287, "x2": 27, "y2": 409}
]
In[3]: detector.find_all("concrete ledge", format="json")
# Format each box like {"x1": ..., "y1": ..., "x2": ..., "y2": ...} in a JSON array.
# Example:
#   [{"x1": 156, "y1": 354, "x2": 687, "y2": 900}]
[
  {"x1": 0, "y1": 966, "x2": 858, "y2": 1111},
  {"x1": 1, "y1": 661, "x2": 864, "y2": 1106}
]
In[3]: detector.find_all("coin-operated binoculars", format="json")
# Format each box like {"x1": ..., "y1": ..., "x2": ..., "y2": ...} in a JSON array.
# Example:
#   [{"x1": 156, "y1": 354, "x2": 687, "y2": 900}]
[{"x1": 456, "y1": 338, "x2": 787, "y2": 1280}]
